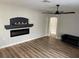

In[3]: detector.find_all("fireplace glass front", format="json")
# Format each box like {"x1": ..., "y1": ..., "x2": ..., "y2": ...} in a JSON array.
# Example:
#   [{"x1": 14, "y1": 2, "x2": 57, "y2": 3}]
[{"x1": 10, "y1": 29, "x2": 29, "y2": 37}]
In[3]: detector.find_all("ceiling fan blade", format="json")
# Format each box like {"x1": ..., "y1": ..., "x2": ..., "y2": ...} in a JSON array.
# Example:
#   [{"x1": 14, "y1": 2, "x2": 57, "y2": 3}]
[
  {"x1": 42, "y1": 12, "x2": 75, "y2": 14},
  {"x1": 42, "y1": 11, "x2": 55, "y2": 14},
  {"x1": 60, "y1": 12, "x2": 75, "y2": 14}
]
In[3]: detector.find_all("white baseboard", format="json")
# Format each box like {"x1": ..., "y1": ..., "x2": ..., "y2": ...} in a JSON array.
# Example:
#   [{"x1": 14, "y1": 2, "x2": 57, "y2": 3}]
[
  {"x1": 45, "y1": 34, "x2": 61, "y2": 40},
  {"x1": 0, "y1": 35, "x2": 47, "y2": 49},
  {"x1": 56, "y1": 36, "x2": 61, "y2": 40}
]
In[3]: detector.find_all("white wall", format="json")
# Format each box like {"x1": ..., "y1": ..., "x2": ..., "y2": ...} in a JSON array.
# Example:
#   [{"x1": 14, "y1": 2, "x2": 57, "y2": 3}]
[
  {"x1": 59, "y1": 14, "x2": 79, "y2": 37},
  {"x1": 0, "y1": 4, "x2": 47, "y2": 48},
  {"x1": 46, "y1": 13, "x2": 79, "y2": 39}
]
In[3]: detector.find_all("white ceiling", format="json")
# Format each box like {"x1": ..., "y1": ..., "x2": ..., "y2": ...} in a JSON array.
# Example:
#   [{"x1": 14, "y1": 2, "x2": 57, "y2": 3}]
[{"x1": 0, "y1": 0, "x2": 79, "y2": 12}]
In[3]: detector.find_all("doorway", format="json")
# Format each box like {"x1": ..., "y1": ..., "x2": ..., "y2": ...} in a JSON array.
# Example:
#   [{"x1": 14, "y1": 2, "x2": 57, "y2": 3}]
[{"x1": 49, "y1": 17, "x2": 58, "y2": 38}]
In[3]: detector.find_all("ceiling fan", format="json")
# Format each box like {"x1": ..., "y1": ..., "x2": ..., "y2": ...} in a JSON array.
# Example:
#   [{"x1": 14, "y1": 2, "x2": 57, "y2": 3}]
[{"x1": 43, "y1": 4, "x2": 75, "y2": 14}]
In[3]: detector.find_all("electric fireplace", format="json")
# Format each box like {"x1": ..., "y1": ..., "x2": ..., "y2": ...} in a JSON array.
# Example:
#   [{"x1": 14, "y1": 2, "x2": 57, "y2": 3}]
[{"x1": 11, "y1": 29, "x2": 29, "y2": 37}]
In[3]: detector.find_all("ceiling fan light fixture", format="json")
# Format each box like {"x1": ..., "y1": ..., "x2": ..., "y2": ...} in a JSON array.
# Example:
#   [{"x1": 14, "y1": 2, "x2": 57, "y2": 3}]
[{"x1": 55, "y1": 11, "x2": 59, "y2": 14}]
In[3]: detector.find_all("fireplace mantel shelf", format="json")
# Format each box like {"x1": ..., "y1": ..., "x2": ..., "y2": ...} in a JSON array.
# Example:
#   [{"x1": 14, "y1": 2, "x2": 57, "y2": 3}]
[{"x1": 5, "y1": 24, "x2": 33, "y2": 30}]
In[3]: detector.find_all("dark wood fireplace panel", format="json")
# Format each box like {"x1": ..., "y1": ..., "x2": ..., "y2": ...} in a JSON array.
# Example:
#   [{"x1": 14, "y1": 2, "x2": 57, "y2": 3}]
[{"x1": 10, "y1": 29, "x2": 29, "y2": 37}]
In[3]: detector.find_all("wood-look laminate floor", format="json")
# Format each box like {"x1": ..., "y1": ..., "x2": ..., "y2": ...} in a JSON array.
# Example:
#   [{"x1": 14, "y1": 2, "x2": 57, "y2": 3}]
[{"x1": 0, "y1": 36, "x2": 79, "y2": 58}]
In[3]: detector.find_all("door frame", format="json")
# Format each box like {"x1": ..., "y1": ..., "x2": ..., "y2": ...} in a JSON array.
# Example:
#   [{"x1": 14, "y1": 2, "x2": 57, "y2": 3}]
[{"x1": 47, "y1": 15, "x2": 60, "y2": 38}]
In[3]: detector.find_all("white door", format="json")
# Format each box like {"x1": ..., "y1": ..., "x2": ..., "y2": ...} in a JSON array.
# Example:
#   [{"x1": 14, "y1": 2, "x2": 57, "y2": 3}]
[{"x1": 49, "y1": 17, "x2": 58, "y2": 37}]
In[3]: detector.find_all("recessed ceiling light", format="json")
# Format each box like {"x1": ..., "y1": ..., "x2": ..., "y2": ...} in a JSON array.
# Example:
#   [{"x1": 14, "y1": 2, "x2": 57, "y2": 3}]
[{"x1": 42, "y1": 0, "x2": 50, "y2": 3}]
